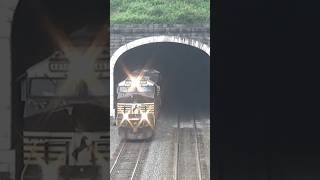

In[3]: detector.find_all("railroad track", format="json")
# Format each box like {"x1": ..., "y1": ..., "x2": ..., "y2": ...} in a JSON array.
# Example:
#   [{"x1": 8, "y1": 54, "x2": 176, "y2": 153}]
[
  {"x1": 174, "y1": 113, "x2": 208, "y2": 180},
  {"x1": 110, "y1": 140, "x2": 149, "y2": 180}
]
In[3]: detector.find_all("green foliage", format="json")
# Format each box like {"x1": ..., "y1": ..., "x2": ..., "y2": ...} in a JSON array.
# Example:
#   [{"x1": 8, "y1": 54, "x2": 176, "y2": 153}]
[{"x1": 111, "y1": 0, "x2": 210, "y2": 24}]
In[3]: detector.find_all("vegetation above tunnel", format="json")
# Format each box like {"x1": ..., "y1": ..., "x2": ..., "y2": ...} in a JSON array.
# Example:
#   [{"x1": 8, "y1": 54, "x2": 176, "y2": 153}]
[{"x1": 111, "y1": 0, "x2": 210, "y2": 24}]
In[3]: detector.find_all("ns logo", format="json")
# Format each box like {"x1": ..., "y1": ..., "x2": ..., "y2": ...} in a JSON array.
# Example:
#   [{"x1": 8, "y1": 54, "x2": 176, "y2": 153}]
[
  {"x1": 132, "y1": 104, "x2": 141, "y2": 114},
  {"x1": 72, "y1": 136, "x2": 95, "y2": 164}
]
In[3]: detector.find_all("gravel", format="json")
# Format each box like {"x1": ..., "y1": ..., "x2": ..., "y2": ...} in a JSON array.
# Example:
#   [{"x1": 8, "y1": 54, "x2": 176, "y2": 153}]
[
  {"x1": 196, "y1": 117, "x2": 211, "y2": 179},
  {"x1": 110, "y1": 112, "x2": 211, "y2": 180},
  {"x1": 139, "y1": 113, "x2": 177, "y2": 180},
  {"x1": 110, "y1": 119, "x2": 122, "y2": 166}
]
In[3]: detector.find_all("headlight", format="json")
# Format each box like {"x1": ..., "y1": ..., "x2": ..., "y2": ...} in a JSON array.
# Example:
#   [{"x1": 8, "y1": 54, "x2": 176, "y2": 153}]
[
  {"x1": 121, "y1": 120, "x2": 128, "y2": 126},
  {"x1": 131, "y1": 78, "x2": 140, "y2": 88},
  {"x1": 116, "y1": 114, "x2": 123, "y2": 120},
  {"x1": 147, "y1": 113, "x2": 155, "y2": 127},
  {"x1": 147, "y1": 113, "x2": 154, "y2": 121}
]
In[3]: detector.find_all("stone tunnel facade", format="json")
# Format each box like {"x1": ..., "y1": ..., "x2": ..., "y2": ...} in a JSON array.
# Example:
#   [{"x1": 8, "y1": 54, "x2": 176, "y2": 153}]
[
  {"x1": 109, "y1": 24, "x2": 210, "y2": 116},
  {"x1": 110, "y1": 24, "x2": 210, "y2": 56}
]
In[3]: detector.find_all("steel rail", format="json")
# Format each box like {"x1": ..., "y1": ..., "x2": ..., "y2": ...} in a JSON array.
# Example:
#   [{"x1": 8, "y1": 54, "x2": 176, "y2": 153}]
[
  {"x1": 130, "y1": 141, "x2": 146, "y2": 180},
  {"x1": 174, "y1": 113, "x2": 180, "y2": 180},
  {"x1": 110, "y1": 140, "x2": 148, "y2": 180},
  {"x1": 193, "y1": 113, "x2": 203, "y2": 180},
  {"x1": 174, "y1": 112, "x2": 204, "y2": 180},
  {"x1": 110, "y1": 140, "x2": 126, "y2": 174}
]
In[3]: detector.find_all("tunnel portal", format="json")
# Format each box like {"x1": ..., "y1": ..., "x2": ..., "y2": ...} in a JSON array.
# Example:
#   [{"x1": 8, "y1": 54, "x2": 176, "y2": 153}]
[{"x1": 114, "y1": 42, "x2": 210, "y2": 117}]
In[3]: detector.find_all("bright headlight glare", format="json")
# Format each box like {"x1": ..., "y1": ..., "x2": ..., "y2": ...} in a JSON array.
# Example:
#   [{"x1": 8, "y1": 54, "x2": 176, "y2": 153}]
[
  {"x1": 141, "y1": 113, "x2": 148, "y2": 120},
  {"x1": 123, "y1": 113, "x2": 129, "y2": 120},
  {"x1": 117, "y1": 114, "x2": 123, "y2": 120},
  {"x1": 147, "y1": 113, "x2": 154, "y2": 120},
  {"x1": 131, "y1": 78, "x2": 140, "y2": 88}
]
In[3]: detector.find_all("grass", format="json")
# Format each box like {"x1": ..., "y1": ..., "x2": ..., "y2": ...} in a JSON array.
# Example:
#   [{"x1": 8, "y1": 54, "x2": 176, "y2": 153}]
[{"x1": 111, "y1": 0, "x2": 210, "y2": 24}]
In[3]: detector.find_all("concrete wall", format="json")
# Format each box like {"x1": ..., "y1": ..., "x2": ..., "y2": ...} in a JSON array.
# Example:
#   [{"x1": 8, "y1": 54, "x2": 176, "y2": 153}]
[{"x1": 0, "y1": 0, "x2": 19, "y2": 178}]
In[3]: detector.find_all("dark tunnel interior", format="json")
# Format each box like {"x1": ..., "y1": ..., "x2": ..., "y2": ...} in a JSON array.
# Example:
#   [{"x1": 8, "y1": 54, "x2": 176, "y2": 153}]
[{"x1": 114, "y1": 42, "x2": 210, "y2": 118}]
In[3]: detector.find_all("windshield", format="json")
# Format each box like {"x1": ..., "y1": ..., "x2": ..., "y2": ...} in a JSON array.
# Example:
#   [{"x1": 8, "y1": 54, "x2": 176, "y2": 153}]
[
  {"x1": 24, "y1": 103, "x2": 108, "y2": 132},
  {"x1": 30, "y1": 78, "x2": 109, "y2": 97},
  {"x1": 118, "y1": 86, "x2": 154, "y2": 93},
  {"x1": 117, "y1": 86, "x2": 155, "y2": 102},
  {"x1": 117, "y1": 94, "x2": 154, "y2": 103}
]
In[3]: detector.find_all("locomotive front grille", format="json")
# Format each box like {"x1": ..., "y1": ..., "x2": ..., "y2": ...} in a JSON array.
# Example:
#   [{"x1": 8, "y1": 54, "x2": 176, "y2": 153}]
[
  {"x1": 117, "y1": 104, "x2": 131, "y2": 114},
  {"x1": 140, "y1": 104, "x2": 154, "y2": 113},
  {"x1": 129, "y1": 119, "x2": 140, "y2": 126},
  {"x1": 23, "y1": 134, "x2": 109, "y2": 164},
  {"x1": 94, "y1": 135, "x2": 109, "y2": 161},
  {"x1": 128, "y1": 114, "x2": 141, "y2": 118},
  {"x1": 117, "y1": 103, "x2": 154, "y2": 114},
  {"x1": 23, "y1": 136, "x2": 71, "y2": 164}
]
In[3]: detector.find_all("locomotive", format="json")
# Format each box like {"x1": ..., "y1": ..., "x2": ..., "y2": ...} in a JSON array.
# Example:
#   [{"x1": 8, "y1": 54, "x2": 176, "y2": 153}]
[
  {"x1": 115, "y1": 69, "x2": 161, "y2": 140},
  {"x1": 19, "y1": 29, "x2": 109, "y2": 179}
]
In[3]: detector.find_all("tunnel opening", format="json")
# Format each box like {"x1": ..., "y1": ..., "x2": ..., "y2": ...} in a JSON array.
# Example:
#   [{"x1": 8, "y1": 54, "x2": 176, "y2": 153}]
[
  {"x1": 114, "y1": 42, "x2": 210, "y2": 119},
  {"x1": 11, "y1": 0, "x2": 108, "y2": 178}
]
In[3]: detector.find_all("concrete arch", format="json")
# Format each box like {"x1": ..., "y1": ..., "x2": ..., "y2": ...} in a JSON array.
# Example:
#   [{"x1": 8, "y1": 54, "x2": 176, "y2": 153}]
[{"x1": 110, "y1": 35, "x2": 211, "y2": 117}]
